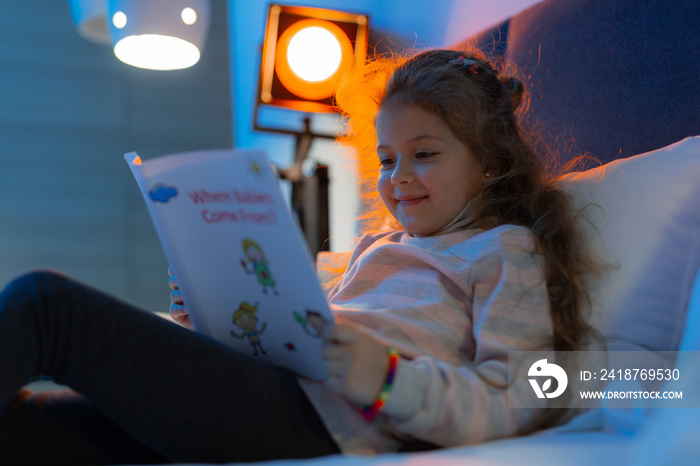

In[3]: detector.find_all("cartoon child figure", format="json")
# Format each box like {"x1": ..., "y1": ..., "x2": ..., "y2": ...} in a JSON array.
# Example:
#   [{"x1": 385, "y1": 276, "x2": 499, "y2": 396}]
[
  {"x1": 240, "y1": 238, "x2": 278, "y2": 296},
  {"x1": 230, "y1": 301, "x2": 267, "y2": 356},
  {"x1": 293, "y1": 309, "x2": 329, "y2": 337}
]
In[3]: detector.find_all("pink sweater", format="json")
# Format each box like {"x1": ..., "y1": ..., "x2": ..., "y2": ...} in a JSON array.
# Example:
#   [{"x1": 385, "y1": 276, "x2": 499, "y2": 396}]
[{"x1": 299, "y1": 224, "x2": 554, "y2": 454}]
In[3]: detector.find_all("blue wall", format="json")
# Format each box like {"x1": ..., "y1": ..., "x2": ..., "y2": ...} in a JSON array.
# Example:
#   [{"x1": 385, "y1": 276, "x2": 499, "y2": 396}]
[{"x1": 0, "y1": 0, "x2": 231, "y2": 311}]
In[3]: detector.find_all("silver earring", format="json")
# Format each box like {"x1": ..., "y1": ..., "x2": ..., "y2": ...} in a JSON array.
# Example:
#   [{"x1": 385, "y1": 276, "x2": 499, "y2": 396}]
[{"x1": 485, "y1": 173, "x2": 491, "y2": 178}]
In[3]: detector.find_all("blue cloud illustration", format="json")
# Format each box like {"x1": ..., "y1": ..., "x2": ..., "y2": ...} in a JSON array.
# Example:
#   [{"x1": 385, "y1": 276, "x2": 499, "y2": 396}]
[{"x1": 149, "y1": 184, "x2": 178, "y2": 203}]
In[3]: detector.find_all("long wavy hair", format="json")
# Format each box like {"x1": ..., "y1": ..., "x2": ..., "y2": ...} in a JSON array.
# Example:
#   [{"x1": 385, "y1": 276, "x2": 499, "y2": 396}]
[
  {"x1": 335, "y1": 48, "x2": 597, "y2": 354},
  {"x1": 335, "y1": 47, "x2": 600, "y2": 433}
]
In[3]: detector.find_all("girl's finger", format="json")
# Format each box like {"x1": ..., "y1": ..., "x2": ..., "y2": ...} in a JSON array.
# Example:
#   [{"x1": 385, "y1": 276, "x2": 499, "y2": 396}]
[
  {"x1": 169, "y1": 304, "x2": 188, "y2": 318},
  {"x1": 321, "y1": 343, "x2": 348, "y2": 361},
  {"x1": 322, "y1": 321, "x2": 363, "y2": 344},
  {"x1": 168, "y1": 274, "x2": 179, "y2": 291},
  {"x1": 324, "y1": 360, "x2": 348, "y2": 378},
  {"x1": 170, "y1": 289, "x2": 184, "y2": 305}
]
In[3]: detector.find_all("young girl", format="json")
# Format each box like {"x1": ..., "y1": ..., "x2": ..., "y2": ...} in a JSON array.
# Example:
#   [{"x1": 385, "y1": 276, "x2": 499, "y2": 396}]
[{"x1": 0, "y1": 49, "x2": 594, "y2": 464}]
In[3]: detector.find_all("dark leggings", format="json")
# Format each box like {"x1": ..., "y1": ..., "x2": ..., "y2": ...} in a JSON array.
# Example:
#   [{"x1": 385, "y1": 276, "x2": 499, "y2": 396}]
[{"x1": 0, "y1": 270, "x2": 340, "y2": 465}]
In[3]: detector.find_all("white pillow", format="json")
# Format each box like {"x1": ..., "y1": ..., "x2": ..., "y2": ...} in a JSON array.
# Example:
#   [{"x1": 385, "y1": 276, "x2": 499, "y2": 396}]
[{"x1": 559, "y1": 136, "x2": 700, "y2": 351}]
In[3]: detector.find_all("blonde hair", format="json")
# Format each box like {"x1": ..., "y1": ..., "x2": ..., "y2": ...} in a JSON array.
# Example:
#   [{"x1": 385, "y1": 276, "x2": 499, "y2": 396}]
[{"x1": 233, "y1": 301, "x2": 258, "y2": 322}]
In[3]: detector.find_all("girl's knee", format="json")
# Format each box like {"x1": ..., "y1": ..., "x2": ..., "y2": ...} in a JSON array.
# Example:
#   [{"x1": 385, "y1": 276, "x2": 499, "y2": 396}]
[{"x1": 2, "y1": 269, "x2": 69, "y2": 302}]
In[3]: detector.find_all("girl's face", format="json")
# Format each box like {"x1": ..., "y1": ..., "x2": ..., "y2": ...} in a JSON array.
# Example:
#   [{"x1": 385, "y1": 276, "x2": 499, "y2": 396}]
[{"x1": 375, "y1": 104, "x2": 486, "y2": 236}]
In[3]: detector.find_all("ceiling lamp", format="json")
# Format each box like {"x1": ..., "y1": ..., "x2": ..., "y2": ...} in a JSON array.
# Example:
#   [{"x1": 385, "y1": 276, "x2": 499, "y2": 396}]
[
  {"x1": 257, "y1": 4, "x2": 369, "y2": 113},
  {"x1": 106, "y1": 0, "x2": 211, "y2": 71},
  {"x1": 68, "y1": 0, "x2": 111, "y2": 45}
]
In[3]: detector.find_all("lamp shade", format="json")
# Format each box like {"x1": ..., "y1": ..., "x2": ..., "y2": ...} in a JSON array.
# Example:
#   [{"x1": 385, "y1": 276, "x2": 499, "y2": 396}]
[
  {"x1": 258, "y1": 5, "x2": 369, "y2": 113},
  {"x1": 68, "y1": 0, "x2": 111, "y2": 44},
  {"x1": 106, "y1": 0, "x2": 211, "y2": 71}
]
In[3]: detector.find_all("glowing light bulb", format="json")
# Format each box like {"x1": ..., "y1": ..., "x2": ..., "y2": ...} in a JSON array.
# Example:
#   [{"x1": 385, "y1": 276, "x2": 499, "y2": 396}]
[
  {"x1": 181, "y1": 7, "x2": 197, "y2": 25},
  {"x1": 286, "y1": 27, "x2": 342, "y2": 82},
  {"x1": 112, "y1": 11, "x2": 127, "y2": 29},
  {"x1": 113, "y1": 35, "x2": 200, "y2": 71}
]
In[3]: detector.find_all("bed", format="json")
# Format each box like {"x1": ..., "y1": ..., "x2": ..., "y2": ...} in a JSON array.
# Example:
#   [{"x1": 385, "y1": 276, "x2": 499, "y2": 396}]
[{"x1": 179, "y1": 0, "x2": 700, "y2": 464}]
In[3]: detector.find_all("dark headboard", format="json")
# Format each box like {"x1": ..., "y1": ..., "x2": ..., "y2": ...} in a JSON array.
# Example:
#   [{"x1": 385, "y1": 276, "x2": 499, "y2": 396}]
[{"x1": 459, "y1": 0, "x2": 700, "y2": 170}]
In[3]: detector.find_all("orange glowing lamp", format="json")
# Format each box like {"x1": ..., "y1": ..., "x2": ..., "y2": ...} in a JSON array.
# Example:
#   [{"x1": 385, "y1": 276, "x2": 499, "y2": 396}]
[{"x1": 257, "y1": 5, "x2": 369, "y2": 113}]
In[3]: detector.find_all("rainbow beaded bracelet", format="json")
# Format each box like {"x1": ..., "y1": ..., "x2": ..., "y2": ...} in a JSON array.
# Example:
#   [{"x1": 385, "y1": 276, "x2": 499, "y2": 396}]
[{"x1": 360, "y1": 346, "x2": 400, "y2": 421}]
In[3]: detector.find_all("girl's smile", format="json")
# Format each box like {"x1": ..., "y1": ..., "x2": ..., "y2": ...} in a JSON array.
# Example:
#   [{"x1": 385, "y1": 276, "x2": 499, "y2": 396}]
[
  {"x1": 374, "y1": 104, "x2": 486, "y2": 236},
  {"x1": 396, "y1": 195, "x2": 428, "y2": 205}
]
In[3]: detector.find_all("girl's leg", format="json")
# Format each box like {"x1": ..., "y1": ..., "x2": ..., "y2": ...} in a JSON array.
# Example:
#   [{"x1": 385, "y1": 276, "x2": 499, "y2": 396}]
[
  {"x1": 1, "y1": 388, "x2": 168, "y2": 465},
  {"x1": 0, "y1": 270, "x2": 339, "y2": 464}
]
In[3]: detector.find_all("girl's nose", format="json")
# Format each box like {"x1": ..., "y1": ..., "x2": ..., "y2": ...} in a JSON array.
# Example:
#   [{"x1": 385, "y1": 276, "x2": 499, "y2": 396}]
[{"x1": 391, "y1": 158, "x2": 415, "y2": 185}]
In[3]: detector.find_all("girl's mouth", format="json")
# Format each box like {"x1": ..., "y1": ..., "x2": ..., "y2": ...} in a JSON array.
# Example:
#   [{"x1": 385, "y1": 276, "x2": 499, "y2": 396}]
[{"x1": 397, "y1": 195, "x2": 428, "y2": 206}]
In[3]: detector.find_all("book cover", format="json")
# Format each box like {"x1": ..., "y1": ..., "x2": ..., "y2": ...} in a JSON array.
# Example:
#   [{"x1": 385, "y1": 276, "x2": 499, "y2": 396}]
[{"x1": 126, "y1": 149, "x2": 333, "y2": 380}]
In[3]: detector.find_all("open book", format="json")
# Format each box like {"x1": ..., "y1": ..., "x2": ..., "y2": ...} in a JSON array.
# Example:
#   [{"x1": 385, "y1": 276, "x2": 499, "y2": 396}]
[{"x1": 126, "y1": 149, "x2": 333, "y2": 380}]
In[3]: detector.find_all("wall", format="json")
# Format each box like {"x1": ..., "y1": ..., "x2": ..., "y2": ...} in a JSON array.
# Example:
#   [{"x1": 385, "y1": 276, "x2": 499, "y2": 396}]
[
  {"x1": 0, "y1": 0, "x2": 232, "y2": 312},
  {"x1": 226, "y1": 0, "x2": 543, "y2": 251}
]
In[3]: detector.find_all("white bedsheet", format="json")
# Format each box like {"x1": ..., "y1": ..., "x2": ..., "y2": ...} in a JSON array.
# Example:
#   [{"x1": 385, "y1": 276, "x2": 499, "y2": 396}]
[{"x1": 169, "y1": 429, "x2": 638, "y2": 466}]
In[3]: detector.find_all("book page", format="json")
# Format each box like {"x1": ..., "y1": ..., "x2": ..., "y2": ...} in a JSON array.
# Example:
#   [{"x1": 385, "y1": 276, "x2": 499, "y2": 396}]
[{"x1": 126, "y1": 149, "x2": 333, "y2": 380}]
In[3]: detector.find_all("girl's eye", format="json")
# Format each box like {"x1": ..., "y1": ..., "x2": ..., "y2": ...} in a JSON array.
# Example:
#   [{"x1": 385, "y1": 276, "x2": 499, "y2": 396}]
[
  {"x1": 416, "y1": 151, "x2": 436, "y2": 160},
  {"x1": 379, "y1": 157, "x2": 395, "y2": 167}
]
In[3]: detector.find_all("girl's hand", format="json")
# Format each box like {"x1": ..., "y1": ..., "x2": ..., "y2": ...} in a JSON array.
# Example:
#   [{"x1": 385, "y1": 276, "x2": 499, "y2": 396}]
[
  {"x1": 321, "y1": 320, "x2": 391, "y2": 406},
  {"x1": 168, "y1": 266, "x2": 194, "y2": 329}
]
